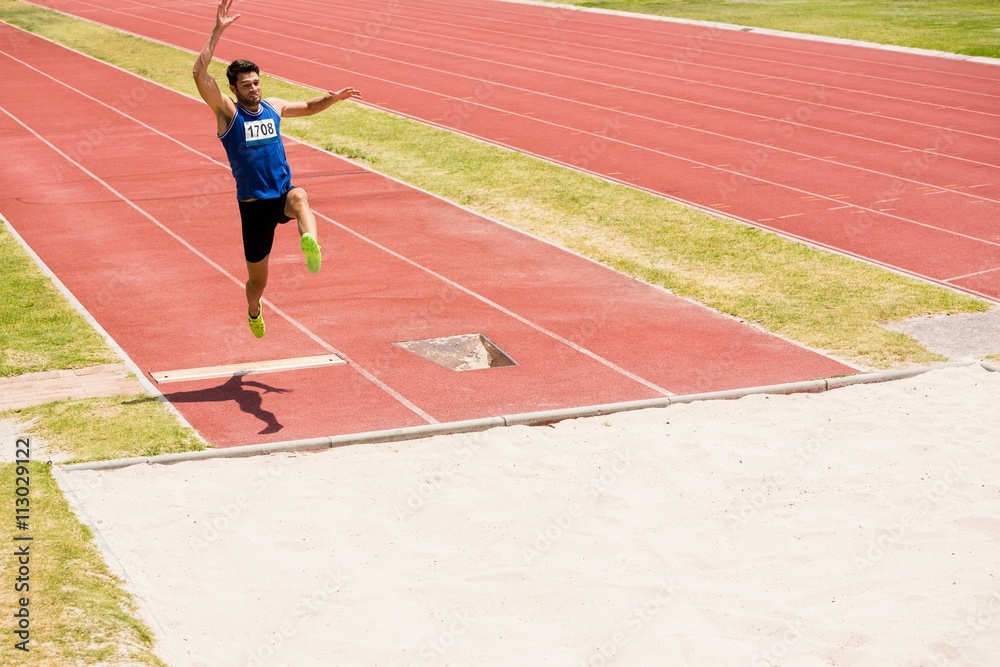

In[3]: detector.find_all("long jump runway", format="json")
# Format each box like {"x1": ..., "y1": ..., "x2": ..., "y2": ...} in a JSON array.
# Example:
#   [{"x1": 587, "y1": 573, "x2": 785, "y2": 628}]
[
  {"x1": 22, "y1": 0, "x2": 1000, "y2": 302},
  {"x1": 0, "y1": 25, "x2": 854, "y2": 446}
]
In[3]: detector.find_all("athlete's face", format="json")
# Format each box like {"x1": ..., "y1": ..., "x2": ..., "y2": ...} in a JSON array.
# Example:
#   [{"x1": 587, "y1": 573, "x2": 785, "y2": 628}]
[{"x1": 231, "y1": 72, "x2": 261, "y2": 108}]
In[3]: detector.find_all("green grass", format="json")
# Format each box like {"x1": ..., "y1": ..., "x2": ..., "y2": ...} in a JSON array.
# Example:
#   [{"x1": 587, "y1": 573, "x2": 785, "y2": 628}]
[
  {"x1": 0, "y1": 221, "x2": 117, "y2": 377},
  {"x1": 6, "y1": 396, "x2": 204, "y2": 464},
  {"x1": 551, "y1": 0, "x2": 1000, "y2": 58},
  {"x1": 0, "y1": 462, "x2": 165, "y2": 666},
  {"x1": 0, "y1": 0, "x2": 988, "y2": 371}
]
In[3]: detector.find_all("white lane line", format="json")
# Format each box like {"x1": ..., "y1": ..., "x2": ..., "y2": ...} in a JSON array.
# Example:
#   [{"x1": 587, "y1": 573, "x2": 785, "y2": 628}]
[
  {"x1": 247, "y1": 0, "x2": 1000, "y2": 105},
  {"x1": 947, "y1": 266, "x2": 1000, "y2": 282},
  {"x1": 0, "y1": 99, "x2": 439, "y2": 423},
  {"x1": 1, "y1": 36, "x2": 674, "y2": 398},
  {"x1": 73, "y1": 0, "x2": 1000, "y2": 174}
]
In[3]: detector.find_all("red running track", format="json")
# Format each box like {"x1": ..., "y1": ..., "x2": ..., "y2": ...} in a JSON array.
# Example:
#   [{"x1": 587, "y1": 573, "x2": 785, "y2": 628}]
[
  {"x1": 22, "y1": 0, "x2": 1000, "y2": 301},
  {"x1": 0, "y1": 25, "x2": 852, "y2": 447}
]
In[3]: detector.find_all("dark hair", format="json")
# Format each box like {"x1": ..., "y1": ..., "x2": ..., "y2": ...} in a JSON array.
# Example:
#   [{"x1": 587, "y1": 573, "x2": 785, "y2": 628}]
[{"x1": 226, "y1": 59, "x2": 259, "y2": 86}]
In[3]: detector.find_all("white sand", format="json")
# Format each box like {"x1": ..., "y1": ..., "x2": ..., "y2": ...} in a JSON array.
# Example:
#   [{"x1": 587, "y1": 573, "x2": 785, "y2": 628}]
[{"x1": 61, "y1": 365, "x2": 1000, "y2": 667}]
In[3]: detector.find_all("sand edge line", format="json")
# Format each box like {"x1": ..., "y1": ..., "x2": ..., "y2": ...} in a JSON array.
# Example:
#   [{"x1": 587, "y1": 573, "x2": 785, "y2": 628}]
[{"x1": 59, "y1": 361, "x2": 992, "y2": 473}]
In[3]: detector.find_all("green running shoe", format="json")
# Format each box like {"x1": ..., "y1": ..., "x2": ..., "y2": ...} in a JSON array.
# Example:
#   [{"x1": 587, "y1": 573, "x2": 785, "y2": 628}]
[
  {"x1": 248, "y1": 300, "x2": 265, "y2": 339},
  {"x1": 301, "y1": 233, "x2": 322, "y2": 274}
]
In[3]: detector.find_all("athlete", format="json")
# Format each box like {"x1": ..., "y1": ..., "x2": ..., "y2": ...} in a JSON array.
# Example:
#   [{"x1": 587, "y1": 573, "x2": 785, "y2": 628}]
[{"x1": 193, "y1": 0, "x2": 361, "y2": 338}]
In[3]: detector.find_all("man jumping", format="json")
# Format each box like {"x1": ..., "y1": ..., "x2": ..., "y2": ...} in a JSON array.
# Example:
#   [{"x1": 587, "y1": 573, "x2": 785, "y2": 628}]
[{"x1": 193, "y1": 0, "x2": 361, "y2": 338}]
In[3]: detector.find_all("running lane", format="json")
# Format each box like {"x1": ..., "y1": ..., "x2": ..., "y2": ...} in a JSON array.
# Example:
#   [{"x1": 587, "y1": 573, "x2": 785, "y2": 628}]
[
  {"x1": 0, "y1": 25, "x2": 852, "y2": 447},
  {"x1": 27, "y1": 0, "x2": 1000, "y2": 301}
]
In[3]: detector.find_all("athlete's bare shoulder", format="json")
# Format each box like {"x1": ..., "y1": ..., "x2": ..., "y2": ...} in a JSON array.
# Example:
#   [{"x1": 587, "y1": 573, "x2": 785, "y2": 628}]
[{"x1": 263, "y1": 97, "x2": 288, "y2": 114}]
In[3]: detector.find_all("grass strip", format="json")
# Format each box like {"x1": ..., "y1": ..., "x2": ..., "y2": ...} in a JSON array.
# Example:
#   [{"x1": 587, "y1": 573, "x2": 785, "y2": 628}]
[
  {"x1": 6, "y1": 396, "x2": 204, "y2": 463},
  {"x1": 0, "y1": 461, "x2": 165, "y2": 666},
  {"x1": 542, "y1": 0, "x2": 1000, "y2": 59},
  {"x1": 0, "y1": 221, "x2": 117, "y2": 377}
]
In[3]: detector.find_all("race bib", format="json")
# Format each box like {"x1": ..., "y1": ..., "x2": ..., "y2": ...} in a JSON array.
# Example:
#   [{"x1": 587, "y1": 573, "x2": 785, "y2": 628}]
[{"x1": 244, "y1": 118, "x2": 278, "y2": 147}]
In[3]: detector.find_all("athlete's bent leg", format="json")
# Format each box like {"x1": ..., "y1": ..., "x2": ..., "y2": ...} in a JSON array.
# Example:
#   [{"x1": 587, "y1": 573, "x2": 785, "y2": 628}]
[
  {"x1": 284, "y1": 187, "x2": 317, "y2": 238},
  {"x1": 286, "y1": 187, "x2": 322, "y2": 274}
]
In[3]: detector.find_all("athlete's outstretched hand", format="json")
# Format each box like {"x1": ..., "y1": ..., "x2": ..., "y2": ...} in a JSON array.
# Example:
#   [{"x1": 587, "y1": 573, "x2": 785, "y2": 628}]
[
  {"x1": 331, "y1": 88, "x2": 362, "y2": 102},
  {"x1": 216, "y1": 0, "x2": 241, "y2": 31}
]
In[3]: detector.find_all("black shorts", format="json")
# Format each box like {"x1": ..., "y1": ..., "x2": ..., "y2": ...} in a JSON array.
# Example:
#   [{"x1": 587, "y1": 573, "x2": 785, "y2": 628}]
[{"x1": 239, "y1": 190, "x2": 294, "y2": 263}]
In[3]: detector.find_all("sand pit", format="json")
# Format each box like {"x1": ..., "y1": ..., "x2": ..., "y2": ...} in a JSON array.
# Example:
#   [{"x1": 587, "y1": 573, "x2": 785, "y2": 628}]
[{"x1": 59, "y1": 364, "x2": 1000, "y2": 666}]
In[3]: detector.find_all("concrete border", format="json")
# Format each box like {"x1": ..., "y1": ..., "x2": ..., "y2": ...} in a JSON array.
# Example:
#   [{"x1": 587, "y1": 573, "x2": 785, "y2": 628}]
[
  {"x1": 497, "y1": 0, "x2": 1000, "y2": 67},
  {"x1": 982, "y1": 360, "x2": 1000, "y2": 373},
  {"x1": 61, "y1": 361, "x2": 980, "y2": 472}
]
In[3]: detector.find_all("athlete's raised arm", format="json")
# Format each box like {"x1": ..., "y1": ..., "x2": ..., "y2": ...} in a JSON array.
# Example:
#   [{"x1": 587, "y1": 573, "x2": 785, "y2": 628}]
[
  {"x1": 268, "y1": 88, "x2": 362, "y2": 119},
  {"x1": 193, "y1": 0, "x2": 240, "y2": 132}
]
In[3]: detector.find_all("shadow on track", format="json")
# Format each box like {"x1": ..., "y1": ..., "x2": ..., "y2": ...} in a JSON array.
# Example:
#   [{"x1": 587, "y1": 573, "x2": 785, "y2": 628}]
[{"x1": 159, "y1": 375, "x2": 291, "y2": 434}]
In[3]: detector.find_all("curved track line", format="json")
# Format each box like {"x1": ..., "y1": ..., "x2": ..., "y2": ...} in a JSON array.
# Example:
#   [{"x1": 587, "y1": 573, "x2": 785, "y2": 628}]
[
  {"x1": 63, "y1": 0, "x2": 1000, "y2": 159},
  {"x1": 160, "y1": 2, "x2": 1000, "y2": 177},
  {"x1": 216, "y1": 10, "x2": 1000, "y2": 195},
  {"x1": 108, "y1": 31, "x2": 1000, "y2": 248},
  {"x1": 277, "y1": 0, "x2": 1000, "y2": 100},
  {"x1": 286, "y1": 0, "x2": 1000, "y2": 90},
  {"x1": 335, "y1": 94, "x2": 1000, "y2": 303},
  {"x1": 125, "y1": 0, "x2": 1000, "y2": 118},
  {"x1": 26, "y1": 6, "x2": 994, "y2": 246},
  {"x1": 12, "y1": 4, "x2": 1000, "y2": 301},
  {"x1": 352, "y1": 0, "x2": 1000, "y2": 83}
]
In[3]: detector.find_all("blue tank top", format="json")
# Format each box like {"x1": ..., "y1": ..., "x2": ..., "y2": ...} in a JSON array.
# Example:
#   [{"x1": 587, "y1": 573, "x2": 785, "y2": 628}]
[{"x1": 219, "y1": 100, "x2": 292, "y2": 201}]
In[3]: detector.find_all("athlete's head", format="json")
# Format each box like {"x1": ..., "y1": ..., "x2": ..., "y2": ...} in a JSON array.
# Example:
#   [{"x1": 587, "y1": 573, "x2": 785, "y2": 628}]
[{"x1": 227, "y1": 59, "x2": 261, "y2": 107}]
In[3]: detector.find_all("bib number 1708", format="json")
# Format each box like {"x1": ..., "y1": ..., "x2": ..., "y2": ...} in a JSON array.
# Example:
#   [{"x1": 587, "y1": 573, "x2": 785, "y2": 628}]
[{"x1": 245, "y1": 119, "x2": 277, "y2": 145}]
